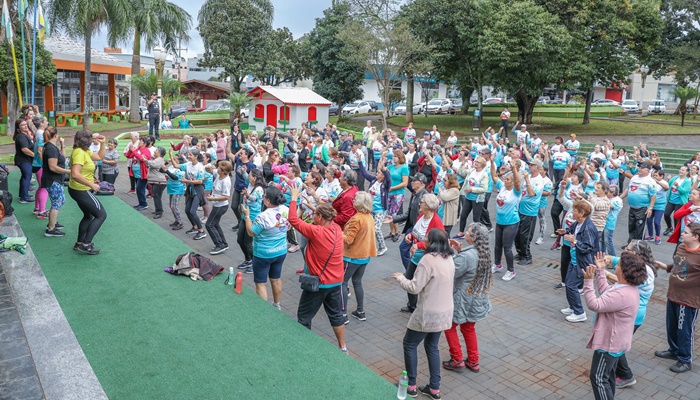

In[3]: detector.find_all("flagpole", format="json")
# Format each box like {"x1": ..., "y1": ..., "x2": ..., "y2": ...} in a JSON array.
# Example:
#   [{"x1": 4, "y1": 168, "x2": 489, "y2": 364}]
[
  {"x1": 19, "y1": 1, "x2": 27, "y2": 104},
  {"x1": 11, "y1": 42, "x2": 23, "y2": 107},
  {"x1": 31, "y1": 1, "x2": 37, "y2": 104}
]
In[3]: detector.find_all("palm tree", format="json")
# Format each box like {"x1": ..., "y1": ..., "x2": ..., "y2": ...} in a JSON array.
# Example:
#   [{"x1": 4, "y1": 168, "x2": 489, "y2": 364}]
[
  {"x1": 48, "y1": 0, "x2": 129, "y2": 129},
  {"x1": 673, "y1": 86, "x2": 700, "y2": 127},
  {"x1": 121, "y1": 0, "x2": 191, "y2": 123},
  {"x1": 228, "y1": 92, "x2": 252, "y2": 119},
  {"x1": 129, "y1": 71, "x2": 184, "y2": 98}
]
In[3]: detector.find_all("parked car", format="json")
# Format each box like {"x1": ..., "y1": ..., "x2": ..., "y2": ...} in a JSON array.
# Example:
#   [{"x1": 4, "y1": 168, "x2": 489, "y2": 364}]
[
  {"x1": 367, "y1": 101, "x2": 379, "y2": 112},
  {"x1": 202, "y1": 104, "x2": 229, "y2": 112},
  {"x1": 342, "y1": 101, "x2": 372, "y2": 115},
  {"x1": 139, "y1": 106, "x2": 149, "y2": 120},
  {"x1": 187, "y1": 105, "x2": 205, "y2": 112},
  {"x1": 329, "y1": 103, "x2": 338, "y2": 116},
  {"x1": 448, "y1": 99, "x2": 463, "y2": 114},
  {"x1": 621, "y1": 99, "x2": 639, "y2": 114},
  {"x1": 592, "y1": 99, "x2": 621, "y2": 106},
  {"x1": 169, "y1": 105, "x2": 187, "y2": 119},
  {"x1": 482, "y1": 97, "x2": 504, "y2": 105},
  {"x1": 647, "y1": 99, "x2": 666, "y2": 114},
  {"x1": 426, "y1": 98, "x2": 452, "y2": 114},
  {"x1": 394, "y1": 102, "x2": 424, "y2": 115}
]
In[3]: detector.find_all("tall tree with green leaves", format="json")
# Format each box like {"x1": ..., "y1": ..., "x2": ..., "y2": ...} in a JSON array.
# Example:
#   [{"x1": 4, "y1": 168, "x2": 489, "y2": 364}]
[
  {"x1": 252, "y1": 28, "x2": 312, "y2": 87},
  {"x1": 48, "y1": 0, "x2": 129, "y2": 128},
  {"x1": 117, "y1": 0, "x2": 191, "y2": 123},
  {"x1": 307, "y1": 0, "x2": 364, "y2": 123},
  {"x1": 673, "y1": 86, "x2": 699, "y2": 126},
  {"x1": 197, "y1": 0, "x2": 273, "y2": 122},
  {"x1": 129, "y1": 71, "x2": 184, "y2": 97}
]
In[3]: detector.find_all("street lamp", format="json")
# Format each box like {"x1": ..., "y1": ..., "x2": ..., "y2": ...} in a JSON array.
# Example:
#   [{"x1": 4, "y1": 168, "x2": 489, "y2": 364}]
[
  {"x1": 153, "y1": 46, "x2": 167, "y2": 122},
  {"x1": 639, "y1": 65, "x2": 649, "y2": 112}
]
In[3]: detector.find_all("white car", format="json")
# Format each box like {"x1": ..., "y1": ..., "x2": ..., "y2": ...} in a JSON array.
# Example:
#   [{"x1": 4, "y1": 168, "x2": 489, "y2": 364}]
[
  {"x1": 239, "y1": 104, "x2": 250, "y2": 118},
  {"x1": 647, "y1": 100, "x2": 666, "y2": 114},
  {"x1": 342, "y1": 101, "x2": 372, "y2": 115},
  {"x1": 621, "y1": 100, "x2": 639, "y2": 113},
  {"x1": 592, "y1": 99, "x2": 621, "y2": 106},
  {"x1": 394, "y1": 102, "x2": 424, "y2": 115},
  {"x1": 426, "y1": 99, "x2": 451, "y2": 114}
]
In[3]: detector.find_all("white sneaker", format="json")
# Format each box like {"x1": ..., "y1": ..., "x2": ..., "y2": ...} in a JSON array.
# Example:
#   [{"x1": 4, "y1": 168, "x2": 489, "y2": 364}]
[
  {"x1": 288, "y1": 244, "x2": 300, "y2": 253},
  {"x1": 502, "y1": 270, "x2": 516, "y2": 281},
  {"x1": 578, "y1": 288, "x2": 584, "y2": 294},
  {"x1": 377, "y1": 247, "x2": 387, "y2": 256},
  {"x1": 535, "y1": 237, "x2": 544, "y2": 245},
  {"x1": 560, "y1": 307, "x2": 574, "y2": 315},
  {"x1": 566, "y1": 312, "x2": 587, "y2": 323},
  {"x1": 492, "y1": 264, "x2": 503, "y2": 274}
]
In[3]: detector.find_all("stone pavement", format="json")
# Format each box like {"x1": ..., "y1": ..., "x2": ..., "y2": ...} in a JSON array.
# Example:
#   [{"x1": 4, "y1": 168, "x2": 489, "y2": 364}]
[{"x1": 106, "y1": 174, "x2": 697, "y2": 399}]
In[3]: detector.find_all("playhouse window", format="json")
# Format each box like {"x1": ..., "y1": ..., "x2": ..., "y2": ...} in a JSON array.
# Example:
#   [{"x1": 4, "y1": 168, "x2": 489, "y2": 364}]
[
  {"x1": 308, "y1": 106, "x2": 317, "y2": 121},
  {"x1": 254, "y1": 104, "x2": 264, "y2": 119}
]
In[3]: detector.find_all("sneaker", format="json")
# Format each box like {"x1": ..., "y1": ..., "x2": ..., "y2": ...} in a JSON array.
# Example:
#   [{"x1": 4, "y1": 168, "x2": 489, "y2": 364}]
[
  {"x1": 340, "y1": 347, "x2": 349, "y2": 354},
  {"x1": 169, "y1": 222, "x2": 178, "y2": 227},
  {"x1": 383, "y1": 233, "x2": 395, "y2": 239},
  {"x1": 465, "y1": 360, "x2": 480, "y2": 373},
  {"x1": 560, "y1": 307, "x2": 574, "y2": 315},
  {"x1": 295, "y1": 268, "x2": 305, "y2": 275},
  {"x1": 566, "y1": 312, "x2": 587, "y2": 323},
  {"x1": 200, "y1": 217, "x2": 207, "y2": 224},
  {"x1": 418, "y1": 385, "x2": 441, "y2": 399},
  {"x1": 244, "y1": 267, "x2": 253, "y2": 274},
  {"x1": 135, "y1": 205, "x2": 148, "y2": 211},
  {"x1": 73, "y1": 242, "x2": 81, "y2": 251},
  {"x1": 238, "y1": 260, "x2": 253, "y2": 269},
  {"x1": 44, "y1": 228, "x2": 65, "y2": 237},
  {"x1": 377, "y1": 247, "x2": 387, "y2": 256},
  {"x1": 391, "y1": 234, "x2": 401, "y2": 242},
  {"x1": 616, "y1": 377, "x2": 637, "y2": 388},
  {"x1": 551, "y1": 243, "x2": 562, "y2": 251},
  {"x1": 514, "y1": 254, "x2": 523, "y2": 261},
  {"x1": 343, "y1": 315, "x2": 349, "y2": 325},
  {"x1": 663, "y1": 228, "x2": 673, "y2": 236},
  {"x1": 194, "y1": 231, "x2": 207, "y2": 240},
  {"x1": 554, "y1": 282, "x2": 566, "y2": 289},
  {"x1": 535, "y1": 237, "x2": 544, "y2": 245},
  {"x1": 395, "y1": 384, "x2": 417, "y2": 398},
  {"x1": 351, "y1": 310, "x2": 366, "y2": 321},
  {"x1": 655, "y1": 236, "x2": 661, "y2": 245},
  {"x1": 491, "y1": 264, "x2": 503, "y2": 274},
  {"x1": 288, "y1": 244, "x2": 300, "y2": 253},
  {"x1": 550, "y1": 233, "x2": 558, "y2": 238},
  {"x1": 518, "y1": 258, "x2": 532, "y2": 265},
  {"x1": 670, "y1": 361, "x2": 692, "y2": 373},
  {"x1": 273, "y1": 302, "x2": 281, "y2": 310},
  {"x1": 54, "y1": 223, "x2": 64, "y2": 230},
  {"x1": 452, "y1": 233, "x2": 465, "y2": 239},
  {"x1": 654, "y1": 350, "x2": 677, "y2": 359},
  {"x1": 36, "y1": 211, "x2": 48, "y2": 219},
  {"x1": 502, "y1": 270, "x2": 516, "y2": 281},
  {"x1": 33, "y1": 208, "x2": 40, "y2": 214},
  {"x1": 210, "y1": 246, "x2": 228, "y2": 255},
  {"x1": 643, "y1": 235, "x2": 653, "y2": 241},
  {"x1": 400, "y1": 306, "x2": 415, "y2": 313},
  {"x1": 578, "y1": 288, "x2": 584, "y2": 294},
  {"x1": 442, "y1": 359, "x2": 465, "y2": 371},
  {"x1": 488, "y1": 227, "x2": 493, "y2": 232},
  {"x1": 127, "y1": 190, "x2": 136, "y2": 194},
  {"x1": 185, "y1": 228, "x2": 198, "y2": 234},
  {"x1": 172, "y1": 224, "x2": 184, "y2": 230},
  {"x1": 76, "y1": 243, "x2": 100, "y2": 255},
  {"x1": 620, "y1": 243, "x2": 628, "y2": 250},
  {"x1": 231, "y1": 224, "x2": 239, "y2": 231},
  {"x1": 153, "y1": 212, "x2": 162, "y2": 219},
  {"x1": 19, "y1": 198, "x2": 34, "y2": 204}
]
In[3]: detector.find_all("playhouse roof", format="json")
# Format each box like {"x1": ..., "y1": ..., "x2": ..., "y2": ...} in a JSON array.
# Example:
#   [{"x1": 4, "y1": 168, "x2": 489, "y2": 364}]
[{"x1": 248, "y1": 86, "x2": 332, "y2": 106}]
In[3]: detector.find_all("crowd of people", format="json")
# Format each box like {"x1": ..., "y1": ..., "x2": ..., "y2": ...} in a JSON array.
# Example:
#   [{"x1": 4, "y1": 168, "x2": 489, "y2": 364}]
[{"x1": 11, "y1": 105, "x2": 700, "y2": 399}]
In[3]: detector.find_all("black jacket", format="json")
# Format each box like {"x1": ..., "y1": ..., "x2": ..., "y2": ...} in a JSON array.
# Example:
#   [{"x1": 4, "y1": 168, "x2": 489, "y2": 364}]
[{"x1": 392, "y1": 188, "x2": 427, "y2": 234}]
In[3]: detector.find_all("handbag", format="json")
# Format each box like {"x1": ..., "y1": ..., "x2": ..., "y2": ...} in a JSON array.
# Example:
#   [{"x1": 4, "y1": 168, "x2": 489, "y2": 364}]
[{"x1": 299, "y1": 226, "x2": 336, "y2": 292}]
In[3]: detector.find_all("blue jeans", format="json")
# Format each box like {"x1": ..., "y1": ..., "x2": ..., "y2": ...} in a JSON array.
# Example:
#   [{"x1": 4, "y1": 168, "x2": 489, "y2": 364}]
[
  {"x1": 18, "y1": 162, "x2": 33, "y2": 200},
  {"x1": 604, "y1": 229, "x2": 616, "y2": 256},
  {"x1": 565, "y1": 263, "x2": 584, "y2": 315},
  {"x1": 646, "y1": 209, "x2": 663, "y2": 237},
  {"x1": 403, "y1": 329, "x2": 442, "y2": 389},
  {"x1": 665, "y1": 300, "x2": 698, "y2": 364},
  {"x1": 135, "y1": 178, "x2": 148, "y2": 207},
  {"x1": 399, "y1": 230, "x2": 413, "y2": 270}
]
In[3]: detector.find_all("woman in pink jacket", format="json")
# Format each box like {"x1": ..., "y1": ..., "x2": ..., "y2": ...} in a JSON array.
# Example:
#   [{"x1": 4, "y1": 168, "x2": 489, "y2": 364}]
[
  {"x1": 582, "y1": 251, "x2": 647, "y2": 400},
  {"x1": 125, "y1": 136, "x2": 151, "y2": 210}
]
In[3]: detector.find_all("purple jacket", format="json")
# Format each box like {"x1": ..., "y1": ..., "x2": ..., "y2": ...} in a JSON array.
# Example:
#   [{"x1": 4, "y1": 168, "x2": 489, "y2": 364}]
[{"x1": 584, "y1": 269, "x2": 640, "y2": 353}]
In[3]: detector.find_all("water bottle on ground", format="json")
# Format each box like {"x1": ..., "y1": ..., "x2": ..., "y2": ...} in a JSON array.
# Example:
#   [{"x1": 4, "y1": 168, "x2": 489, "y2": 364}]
[
  {"x1": 227, "y1": 267, "x2": 235, "y2": 285},
  {"x1": 235, "y1": 272, "x2": 243, "y2": 294},
  {"x1": 397, "y1": 370, "x2": 408, "y2": 399}
]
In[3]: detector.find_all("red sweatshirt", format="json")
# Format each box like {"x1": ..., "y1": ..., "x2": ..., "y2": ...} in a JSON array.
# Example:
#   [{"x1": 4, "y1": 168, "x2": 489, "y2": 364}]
[
  {"x1": 125, "y1": 147, "x2": 151, "y2": 179},
  {"x1": 288, "y1": 201, "x2": 344, "y2": 286},
  {"x1": 332, "y1": 186, "x2": 358, "y2": 229}
]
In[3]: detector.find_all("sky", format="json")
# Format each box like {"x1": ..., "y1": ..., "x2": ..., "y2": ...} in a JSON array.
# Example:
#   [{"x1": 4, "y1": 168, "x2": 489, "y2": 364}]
[{"x1": 91, "y1": 0, "x2": 331, "y2": 59}]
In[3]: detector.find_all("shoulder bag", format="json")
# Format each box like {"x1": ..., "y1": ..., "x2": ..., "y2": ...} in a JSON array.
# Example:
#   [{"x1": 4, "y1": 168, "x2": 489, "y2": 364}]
[{"x1": 299, "y1": 226, "x2": 336, "y2": 292}]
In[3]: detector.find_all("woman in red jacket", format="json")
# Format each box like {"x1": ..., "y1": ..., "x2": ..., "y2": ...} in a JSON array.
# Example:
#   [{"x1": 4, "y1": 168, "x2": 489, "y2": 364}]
[
  {"x1": 668, "y1": 188, "x2": 700, "y2": 251},
  {"x1": 288, "y1": 185, "x2": 348, "y2": 353},
  {"x1": 125, "y1": 136, "x2": 151, "y2": 210},
  {"x1": 332, "y1": 169, "x2": 359, "y2": 229}
]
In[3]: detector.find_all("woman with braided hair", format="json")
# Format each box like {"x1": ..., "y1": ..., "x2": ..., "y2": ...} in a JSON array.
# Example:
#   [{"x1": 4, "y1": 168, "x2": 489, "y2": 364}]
[{"x1": 442, "y1": 223, "x2": 493, "y2": 373}]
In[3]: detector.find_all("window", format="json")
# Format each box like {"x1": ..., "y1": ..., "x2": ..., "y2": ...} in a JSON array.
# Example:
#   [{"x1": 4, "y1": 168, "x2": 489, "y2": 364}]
[
  {"x1": 89, "y1": 72, "x2": 110, "y2": 110},
  {"x1": 254, "y1": 104, "x2": 264, "y2": 119},
  {"x1": 657, "y1": 84, "x2": 677, "y2": 103},
  {"x1": 307, "y1": 106, "x2": 317, "y2": 121},
  {"x1": 54, "y1": 70, "x2": 81, "y2": 111},
  {"x1": 280, "y1": 105, "x2": 290, "y2": 121}
]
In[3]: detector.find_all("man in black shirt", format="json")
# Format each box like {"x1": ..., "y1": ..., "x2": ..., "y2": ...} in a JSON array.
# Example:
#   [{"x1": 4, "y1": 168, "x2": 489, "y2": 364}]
[{"x1": 147, "y1": 93, "x2": 160, "y2": 140}]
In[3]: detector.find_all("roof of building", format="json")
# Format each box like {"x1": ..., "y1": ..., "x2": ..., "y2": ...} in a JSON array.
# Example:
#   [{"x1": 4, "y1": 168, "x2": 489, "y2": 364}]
[
  {"x1": 248, "y1": 86, "x2": 331, "y2": 106},
  {"x1": 44, "y1": 36, "x2": 131, "y2": 69},
  {"x1": 183, "y1": 79, "x2": 231, "y2": 92}
]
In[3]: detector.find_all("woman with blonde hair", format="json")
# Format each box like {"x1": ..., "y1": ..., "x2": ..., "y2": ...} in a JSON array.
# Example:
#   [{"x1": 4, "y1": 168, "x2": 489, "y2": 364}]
[
  {"x1": 439, "y1": 174, "x2": 461, "y2": 235},
  {"x1": 456, "y1": 156, "x2": 489, "y2": 238},
  {"x1": 340, "y1": 191, "x2": 377, "y2": 323}
]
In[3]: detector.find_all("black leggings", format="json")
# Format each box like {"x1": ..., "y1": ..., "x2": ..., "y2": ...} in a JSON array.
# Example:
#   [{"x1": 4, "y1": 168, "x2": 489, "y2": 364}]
[
  {"x1": 237, "y1": 222, "x2": 253, "y2": 261},
  {"x1": 495, "y1": 222, "x2": 519, "y2": 272},
  {"x1": 152, "y1": 183, "x2": 166, "y2": 213},
  {"x1": 185, "y1": 193, "x2": 203, "y2": 229},
  {"x1": 551, "y1": 198, "x2": 564, "y2": 233},
  {"x1": 68, "y1": 188, "x2": 107, "y2": 244},
  {"x1": 230, "y1": 190, "x2": 243, "y2": 224},
  {"x1": 102, "y1": 172, "x2": 118, "y2": 184},
  {"x1": 459, "y1": 198, "x2": 484, "y2": 232},
  {"x1": 129, "y1": 175, "x2": 136, "y2": 191},
  {"x1": 664, "y1": 202, "x2": 682, "y2": 231}
]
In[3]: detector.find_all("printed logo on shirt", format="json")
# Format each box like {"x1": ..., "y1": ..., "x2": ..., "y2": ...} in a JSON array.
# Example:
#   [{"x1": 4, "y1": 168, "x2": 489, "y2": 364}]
[
  {"x1": 630, "y1": 185, "x2": 638, "y2": 192},
  {"x1": 497, "y1": 198, "x2": 505, "y2": 207}
]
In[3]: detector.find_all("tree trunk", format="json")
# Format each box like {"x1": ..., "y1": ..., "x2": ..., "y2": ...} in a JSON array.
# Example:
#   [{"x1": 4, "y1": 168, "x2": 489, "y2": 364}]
[
  {"x1": 6, "y1": 81, "x2": 18, "y2": 136},
  {"x1": 681, "y1": 111, "x2": 685, "y2": 127},
  {"x1": 336, "y1": 99, "x2": 344, "y2": 123},
  {"x1": 129, "y1": 29, "x2": 141, "y2": 123},
  {"x1": 229, "y1": 77, "x2": 235, "y2": 123},
  {"x1": 83, "y1": 20, "x2": 93, "y2": 130},
  {"x1": 514, "y1": 91, "x2": 537, "y2": 124},
  {"x1": 582, "y1": 87, "x2": 594, "y2": 125},
  {"x1": 406, "y1": 74, "x2": 414, "y2": 123},
  {"x1": 477, "y1": 86, "x2": 483, "y2": 127},
  {"x1": 460, "y1": 86, "x2": 473, "y2": 116}
]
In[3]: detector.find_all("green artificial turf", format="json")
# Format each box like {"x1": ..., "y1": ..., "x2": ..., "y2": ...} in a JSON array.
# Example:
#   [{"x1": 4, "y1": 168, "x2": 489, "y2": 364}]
[{"x1": 10, "y1": 175, "x2": 395, "y2": 399}]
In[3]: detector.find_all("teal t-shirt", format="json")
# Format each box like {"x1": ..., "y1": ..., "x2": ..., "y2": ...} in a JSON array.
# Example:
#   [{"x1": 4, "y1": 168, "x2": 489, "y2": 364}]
[
  {"x1": 627, "y1": 175, "x2": 657, "y2": 208},
  {"x1": 389, "y1": 163, "x2": 409, "y2": 195},
  {"x1": 495, "y1": 179, "x2": 521, "y2": 225},
  {"x1": 540, "y1": 177, "x2": 553, "y2": 208},
  {"x1": 518, "y1": 176, "x2": 544, "y2": 217},
  {"x1": 368, "y1": 180, "x2": 385, "y2": 213}
]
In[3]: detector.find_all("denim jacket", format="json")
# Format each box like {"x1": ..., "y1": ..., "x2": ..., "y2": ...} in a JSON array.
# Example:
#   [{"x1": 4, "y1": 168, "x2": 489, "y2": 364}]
[{"x1": 566, "y1": 217, "x2": 598, "y2": 270}]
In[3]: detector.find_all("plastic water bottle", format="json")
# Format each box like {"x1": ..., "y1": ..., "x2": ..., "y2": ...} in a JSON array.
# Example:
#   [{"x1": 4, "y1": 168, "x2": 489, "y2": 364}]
[
  {"x1": 227, "y1": 267, "x2": 235, "y2": 285},
  {"x1": 235, "y1": 272, "x2": 243, "y2": 294},
  {"x1": 397, "y1": 370, "x2": 408, "y2": 399}
]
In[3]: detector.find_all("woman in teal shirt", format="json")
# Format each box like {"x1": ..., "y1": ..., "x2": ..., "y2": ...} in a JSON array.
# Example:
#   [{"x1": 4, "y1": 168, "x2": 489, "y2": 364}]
[
  {"x1": 489, "y1": 158, "x2": 522, "y2": 281},
  {"x1": 387, "y1": 150, "x2": 409, "y2": 242},
  {"x1": 664, "y1": 166, "x2": 692, "y2": 236}
]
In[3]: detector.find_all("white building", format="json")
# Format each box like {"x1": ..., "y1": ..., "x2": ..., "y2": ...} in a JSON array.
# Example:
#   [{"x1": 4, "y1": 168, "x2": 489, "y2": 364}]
[{"x1": 247, "y1": 86, "x2": 331, "y2": 132}]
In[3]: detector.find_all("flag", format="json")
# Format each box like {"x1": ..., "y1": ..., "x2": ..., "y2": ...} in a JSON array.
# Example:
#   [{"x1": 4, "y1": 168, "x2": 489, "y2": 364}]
[
  {"x1": 2, "y1": 0, "x2": 13, "y2": 41},
  {"x1": 37, "y1": 3, "x2": 46, "y2": 42},
  {"x1": 18, "y1": 0, "x2": 28, "y2": 16}
]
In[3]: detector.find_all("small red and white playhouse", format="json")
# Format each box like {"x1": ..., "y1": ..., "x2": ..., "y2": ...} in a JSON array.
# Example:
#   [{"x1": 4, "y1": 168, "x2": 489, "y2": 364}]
[{"x1": 246, "y1": 86, "x2": 332, "y2": 131}]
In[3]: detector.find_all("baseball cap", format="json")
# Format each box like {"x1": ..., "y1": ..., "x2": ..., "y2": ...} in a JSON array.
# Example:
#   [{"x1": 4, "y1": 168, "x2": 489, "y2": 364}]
[
  {"x1": 411, "y1": 173, "x2": 427, "y2": 183},
  {"x1": 638, "y1": 161, "x2": 652, "y2": 169},
  {"x1": 533, "y1": 132, "x2": 538, "y2": 136},
  {"x1": 570, "y1": 134, "x2": 576, "y2": 138},
  {"x1": 340, "y1": 131, "x2": 348, "y2": 136},
  {"x1": 423, "y1": 131, "x2": 431, "y2": 135},
  {"x1": 480, "y1": 148, "x2": 492, "y2": 155},
  {"x1": 521, "y1": 124, "x2": 527, "y2": 129},
  {"x1": 528, "y1": 159, "x2": 543, "y2": 168}
]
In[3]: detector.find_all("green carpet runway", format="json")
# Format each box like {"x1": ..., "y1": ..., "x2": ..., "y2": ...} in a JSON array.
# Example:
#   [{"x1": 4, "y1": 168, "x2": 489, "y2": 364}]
[{"x1": 9, "y1": 174, "x2": 395, "y2": 399}]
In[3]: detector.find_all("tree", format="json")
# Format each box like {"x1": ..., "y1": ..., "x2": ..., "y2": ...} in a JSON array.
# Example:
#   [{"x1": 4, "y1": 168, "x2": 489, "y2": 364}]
[
  {"x1": 673, "y1": 86, "x2": 699, "y2": 127},
  {"x1": 307, "y1": 0, "x2": 364, "y2": 123},
  {"x1": 252, "y1": 28, "x2": 312, "y2": 86},
  {"x1": 118, "y1": 0, "x2": 191, "y2": 123},
  {"x1": 197, "y1": 0, "x2": 273, "y2": 122},
  {"x1": 228, "y1": 92, "x2": 252, "y2": 119},
  {"x1": 48, "y1": 0, "x2": 129, "y2": 128},
  {"x1": 129, "y1": 71, "x2": 184, "y2": 97},
  {"x1": 339, "y1": 0, "x2": 433, "y2": 130},
  {"x1": 478, "y1": 0, "x2": 572, "y2": 124},
  {"x1": 386, "y1": 89, "x2": 404, "y2": 116}
]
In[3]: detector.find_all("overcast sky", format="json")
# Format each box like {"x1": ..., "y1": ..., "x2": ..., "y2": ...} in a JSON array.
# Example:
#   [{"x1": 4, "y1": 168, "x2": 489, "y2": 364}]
[{"x1": 91, "y1": 0, "x2": 331, "y2": 59}]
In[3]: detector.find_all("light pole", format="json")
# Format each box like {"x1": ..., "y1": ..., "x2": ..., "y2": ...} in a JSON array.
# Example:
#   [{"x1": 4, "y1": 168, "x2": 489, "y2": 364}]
[
  {"x1": 153, "y1": 46, "x2": 167, "y2": 122},
  {"x1": 639, "y1": 65, "x2": 649, "y2": 113}
]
